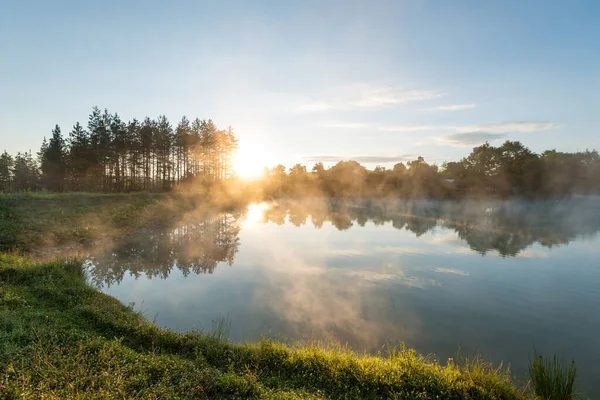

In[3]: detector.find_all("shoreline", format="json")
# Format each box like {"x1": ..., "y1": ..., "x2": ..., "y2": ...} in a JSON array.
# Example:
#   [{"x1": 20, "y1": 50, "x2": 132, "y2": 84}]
[{"x1": 0, "y1": 253, "x2": 524, "y2": 399}]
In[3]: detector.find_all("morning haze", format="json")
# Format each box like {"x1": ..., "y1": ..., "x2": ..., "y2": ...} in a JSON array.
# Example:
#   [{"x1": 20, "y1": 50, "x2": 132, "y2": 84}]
[{"x1": 1, "y1": 1, "x2": 599, "y2": 399}]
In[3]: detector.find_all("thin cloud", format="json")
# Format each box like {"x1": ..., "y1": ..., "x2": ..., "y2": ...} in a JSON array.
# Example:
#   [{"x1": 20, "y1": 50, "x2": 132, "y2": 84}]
[
  {"x1": 301, "y1": 102, "x2": 338, "y2": 112},
  {"x1": 468, "y1": 121, "x2": 560, "y2": 133},
  {"x1": 439, "y1": 132, "x2": 508, "y2": 147},
  {"x1": 322, "y1": 122, "x2": 368, "y2": 129},
  {"x1": 379, "y1": 121, "x2": 560, "y2": 134},
  {"x1": 378, "y1": 125, "x2": 446, "y2": 132},
  {"x1": 433, "y1": 104, "x2": 476, "y2": 111},
  {"x1": 300, "y1": 83, "x2": 445, "y2": 112},
  {"x1": 304, "y1": 155, "x2": 414, "y2": 163},
  {"x1": 379, "y1": 120, "x2": 560, "y2": 147},
  {"x1": 352, "y1": 89, "x2": 444, "y2": 108}
]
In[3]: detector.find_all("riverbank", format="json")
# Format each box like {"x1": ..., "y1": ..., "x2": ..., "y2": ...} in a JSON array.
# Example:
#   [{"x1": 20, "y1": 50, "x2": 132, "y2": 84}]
[
  {"x1": 0, "y1": 191, "x2": 247, "y2": 253},
  {"x1": 0, "y1": 253, "x2": 524, "y2": 399}
]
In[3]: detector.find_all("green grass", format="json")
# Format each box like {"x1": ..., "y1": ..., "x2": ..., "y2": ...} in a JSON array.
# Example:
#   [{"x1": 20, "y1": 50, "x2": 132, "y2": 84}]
[
  {"x1": 0, "y1": 191, "x2": 139, "y2": 200},
  {"x1": 0, "y1": 192, "x2": 167, "y2": 251},
  {"x1": 0, "y1": 253, "x2": 526, "y2": 399},
  {"x1": 528, "y1": 350, "x2": 579, "y2": 400},
  {"x1": 0, "y1": 192, "x2": 245, "y2": 252}
]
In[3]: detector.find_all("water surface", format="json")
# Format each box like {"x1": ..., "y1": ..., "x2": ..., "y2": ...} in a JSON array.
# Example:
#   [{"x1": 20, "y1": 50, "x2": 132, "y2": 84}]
[{"x1": 87, "y1": 198, "x2": 600, "y2": 395}]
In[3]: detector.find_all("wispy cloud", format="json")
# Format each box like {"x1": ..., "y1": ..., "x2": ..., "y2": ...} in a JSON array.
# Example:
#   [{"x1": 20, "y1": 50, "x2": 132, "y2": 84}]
[
  {"x1": 321, "y1": 122, "x2": 368, "y2": 129},
  {"x1": 315, "y1": 117, "x2": 561, "y2": 149},
  {"x1": 301, "y1": 102, "x2": 339, "y2": 112},
  {"x1": 439, "y1": 132, "x2": 508, "y2": 147},
  {"x1": 467, "y1": 121, "x2": 560, "y2": 133},
  {"x1": 304, "y1": 155, "x2": 413, "y2": 163},
  {"x1": 379, "y1": 121, "x2": 560, "y2": 134},
  {"x1": 432, "y1": 103, "x2": 476, "y2": 111},
  {"x1": 378, "y1": 125, "x2": 444, "y2": 132},
  {"x1": 376, "y1": 120, "x2": 563, "y2": 147},
  {"x1": 300, "y1": 83, "x2": 445, "y2": 112}
]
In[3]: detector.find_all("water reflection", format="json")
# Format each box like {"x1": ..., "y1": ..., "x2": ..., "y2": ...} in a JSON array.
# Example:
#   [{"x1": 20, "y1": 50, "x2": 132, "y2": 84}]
[
  {"x1": 261, "y1": 198, "x2": 600, "y2": 256},
  {"x1": 87, "y1": 198, "x2": 600, "y2": 396},
  {"x1": 88, "y1": 198, "x2": 600, "y2": 287},
  {"x1": 88, "y1": 212, "x2": 241, "y2": 287}
]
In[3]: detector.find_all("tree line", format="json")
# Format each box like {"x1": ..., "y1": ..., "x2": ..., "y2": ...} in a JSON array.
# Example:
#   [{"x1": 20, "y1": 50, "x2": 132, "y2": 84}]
[
  {"x1": 0, "y1": 107, "x2": 238, "y2": 192},
  {"x1": 2, "y1": 112, "x2": 599, "y2": 198},
  {"x1": 260, "y1": 141, "x2": 600, "y2": 198}
]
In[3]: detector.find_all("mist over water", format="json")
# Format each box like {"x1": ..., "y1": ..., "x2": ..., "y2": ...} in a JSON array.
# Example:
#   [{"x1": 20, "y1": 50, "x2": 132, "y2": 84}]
[{"x1": 87, "y1": 198, "x2": 600, "y2": 396}]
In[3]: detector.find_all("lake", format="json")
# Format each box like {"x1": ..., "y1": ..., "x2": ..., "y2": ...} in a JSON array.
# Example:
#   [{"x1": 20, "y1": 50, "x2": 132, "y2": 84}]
[{"x1": 87, "y1": 198, "x2": 600, "y2": 396}]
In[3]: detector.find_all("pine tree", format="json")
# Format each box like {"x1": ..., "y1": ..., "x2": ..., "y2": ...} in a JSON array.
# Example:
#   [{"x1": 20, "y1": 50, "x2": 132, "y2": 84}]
[
  {"x1": 139, "y1": 117, "x2": 155, "y2": 189},
  {"x1": 155, "y1": 115, "x2": 173, "y2": 189},
  {"x1": 126, "y1": 119, "x2": 141, "y2": 190},
  {"x1": 190, "y1": 118, "x2": 202, "y2": 177},
  {"x1": 110, "y1": 113, "x2": 127, "y2": 191},
  {"x1": 67, "y1": 122, "x2": 90, "y2": 191},
  {"x1": 175, "y1": 116, "x2": 191, "y2": 183},
  {"x1": 12, "y1": 151, "x2": 39, "y2": 191},
  {"x1": 39, "y1": 125, "x2": 67, "y2": 192},
  {"x1": 0, "y1": 151, "x2": 14, "y2": 192}
]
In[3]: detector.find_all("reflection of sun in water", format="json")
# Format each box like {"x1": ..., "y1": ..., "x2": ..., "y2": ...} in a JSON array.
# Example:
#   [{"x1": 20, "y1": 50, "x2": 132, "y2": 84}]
[
  {"x1": 245, "y1": 203, "x2": 269, "y2": 224},
  {"x1": 232, "y1": 142, "x2": 268, "y2": 178}
]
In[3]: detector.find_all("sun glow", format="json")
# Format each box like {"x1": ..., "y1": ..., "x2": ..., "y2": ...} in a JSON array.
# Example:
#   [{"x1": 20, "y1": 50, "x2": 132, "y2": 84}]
[
  {"x1": 232, "y1": 142, "x2": 269, "y2": 179},
  {"x1": 244, "y1": 202, "x2": 269, "y2": 224}
]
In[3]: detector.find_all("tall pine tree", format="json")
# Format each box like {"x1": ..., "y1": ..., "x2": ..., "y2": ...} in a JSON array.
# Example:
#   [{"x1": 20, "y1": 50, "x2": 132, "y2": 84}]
[{"x1": 39, "y1": 125, "x2": 67, "y2": 192}]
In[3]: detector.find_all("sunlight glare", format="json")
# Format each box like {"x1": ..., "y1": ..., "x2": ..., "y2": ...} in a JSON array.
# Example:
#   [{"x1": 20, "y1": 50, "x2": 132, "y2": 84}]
[
  {"x1": 233, "y1": 142, "x2": 268, "y2": 178},
  {"x1": 245, "y1": 203, "x2": 269, "y2": 224}
]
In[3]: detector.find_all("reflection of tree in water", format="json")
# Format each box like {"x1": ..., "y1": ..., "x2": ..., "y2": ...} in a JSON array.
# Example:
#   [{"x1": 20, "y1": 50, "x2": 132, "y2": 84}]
[
  {"x1": 89, "y1": 213, "x2": 241, "y2": 287},
  {"x1": 89, "y1": 199, "x2": 600, "y2": 286},
  {"x1": 260, "y1": 198, "x2": 600, "y2": 257},
  {"x1": 447, "y1": 200, "x2": 600, "y2": 256}
]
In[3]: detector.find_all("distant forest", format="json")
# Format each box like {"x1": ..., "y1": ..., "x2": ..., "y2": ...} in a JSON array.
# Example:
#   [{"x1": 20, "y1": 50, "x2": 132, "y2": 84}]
[
  {"x1": 1, "y1": 107, "x2": 599, "y2": 198},
  {"x1": 262, "y1": 143, "x2": 600, "y2": 198}
]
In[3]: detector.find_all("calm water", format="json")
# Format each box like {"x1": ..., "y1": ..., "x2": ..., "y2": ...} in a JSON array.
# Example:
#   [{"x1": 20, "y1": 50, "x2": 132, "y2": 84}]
[{"x1": 87, "y1": 198, "x2": 600, "y2": 395}]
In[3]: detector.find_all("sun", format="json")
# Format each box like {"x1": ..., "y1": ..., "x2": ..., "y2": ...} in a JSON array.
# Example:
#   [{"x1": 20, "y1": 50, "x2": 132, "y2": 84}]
[{"x1": 232, "y1": 142, "x2": 268, "y2": 179}]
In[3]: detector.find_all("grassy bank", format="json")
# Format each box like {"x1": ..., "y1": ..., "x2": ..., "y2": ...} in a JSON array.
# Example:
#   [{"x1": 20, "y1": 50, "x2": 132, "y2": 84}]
[
  {"x1": 0, "y1": 253, "x2": 526, "y2": 399},
  {"x1": 0, "y1": 192, "x2": 245, "y2": 252}
]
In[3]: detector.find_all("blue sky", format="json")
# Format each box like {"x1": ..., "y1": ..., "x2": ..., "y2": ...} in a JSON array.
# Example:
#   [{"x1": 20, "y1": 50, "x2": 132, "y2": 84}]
[{"x1": 1, "y1": 0, "x2": 599, "y2": 168}]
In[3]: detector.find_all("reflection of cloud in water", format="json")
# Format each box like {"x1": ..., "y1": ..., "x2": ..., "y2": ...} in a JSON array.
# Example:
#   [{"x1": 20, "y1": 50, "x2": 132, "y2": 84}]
[
  {"x1": 374, "y1": 245, "x2": 431, "y2": 255},
  {"x1": 254, "y1": 272, "x2": 422, "y2": 350},
  {"x1": 516, "y1": 249, "x2": 551, "y2": 259},
  {"x1": 434, "y1": 268, "x2": 469, "y2": 276},
  {"x1": 429, "y1": 231, "x2": 464, "y2": 247},
  {"x1": 347, "y1": 270, "x2": 438, "y2": 287},
  {"x1": 249, "y1": 238, "x2": 425, "y2": 350},
  {"x1": 327, "y1": 248, "x2": 366, "y2": 257}
]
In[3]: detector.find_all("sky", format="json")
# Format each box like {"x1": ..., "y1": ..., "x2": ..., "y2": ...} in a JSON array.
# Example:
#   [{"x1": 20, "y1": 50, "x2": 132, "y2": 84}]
[{"x1": 1, "y1": 0, "x2": 599, "y2": 168}]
